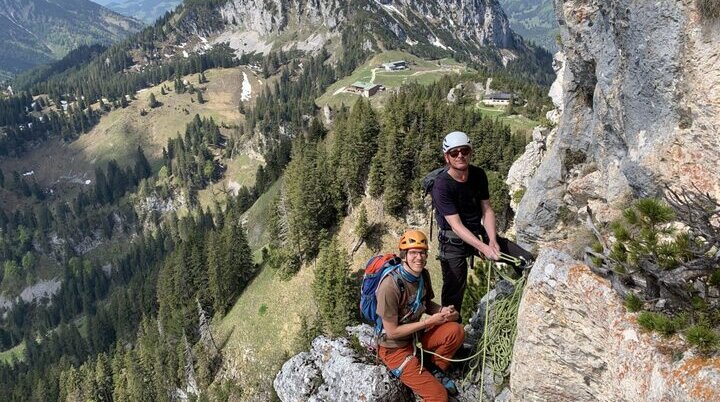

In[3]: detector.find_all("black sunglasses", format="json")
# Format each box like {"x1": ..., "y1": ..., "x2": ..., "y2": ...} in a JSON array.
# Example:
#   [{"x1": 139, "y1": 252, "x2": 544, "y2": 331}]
[{"x1": 447, "y1": 147, "x2": 471, "y2": 158}]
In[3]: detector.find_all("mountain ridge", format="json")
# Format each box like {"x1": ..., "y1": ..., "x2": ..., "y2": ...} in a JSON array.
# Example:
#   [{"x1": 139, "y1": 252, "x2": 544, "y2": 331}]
[
  {"x1": 0, "y1": 0, "x2": 143, "y2": 79},
  {"x1": 497, "y1": 0, "x2": 558, "y2": 52},
  {"x1": 91, "y1": 0, "x2": 181, "y2": 24}
]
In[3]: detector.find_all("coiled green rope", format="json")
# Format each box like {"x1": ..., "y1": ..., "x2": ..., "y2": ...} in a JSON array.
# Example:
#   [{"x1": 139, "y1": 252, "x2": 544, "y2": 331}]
[{"x1": 465, "y1": 262, "x2": 527, "y2": 398}]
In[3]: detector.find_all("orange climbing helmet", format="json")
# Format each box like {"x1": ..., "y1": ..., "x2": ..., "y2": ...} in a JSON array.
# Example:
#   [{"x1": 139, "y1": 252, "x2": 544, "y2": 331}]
[{"x1": 398, "y1": 230, "x2": 429, "y2": 250}]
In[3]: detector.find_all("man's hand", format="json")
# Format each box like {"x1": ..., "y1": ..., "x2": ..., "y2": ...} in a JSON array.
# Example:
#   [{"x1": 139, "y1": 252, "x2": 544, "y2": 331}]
[
  {"x1": 478, "y1": 243, "x2": 499, "y2": 260},
  {"x1": 440, "y1": 305, "x2": 460, "y2": 322},
  {"x1": 488, "y1": 239, "x2": 500, "y2": 256},
  {"x1": 426, "y1": 311, "x2": 451, "y2": 328}
]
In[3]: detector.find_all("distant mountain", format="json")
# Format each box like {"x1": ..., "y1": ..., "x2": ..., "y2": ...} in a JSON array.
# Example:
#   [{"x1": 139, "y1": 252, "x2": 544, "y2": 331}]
[
  {"x1": 0, "y1": 0, "x2": 143, "y2": 78},
  {"x1": 497, "y1": 0, "x2": 558, "y2": 52},
  {"x1": 91, "y1": 0, "x2": 181, "y2": 24},
  {"x1": 209, "y1": 0, "x2": 552, "y2": 82}
]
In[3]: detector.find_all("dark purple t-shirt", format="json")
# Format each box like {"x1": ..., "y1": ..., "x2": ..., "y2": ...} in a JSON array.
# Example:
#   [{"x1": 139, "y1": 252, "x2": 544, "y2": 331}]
[{"x1": 431, "y1": 165, "x2": 490, "y2": 233}]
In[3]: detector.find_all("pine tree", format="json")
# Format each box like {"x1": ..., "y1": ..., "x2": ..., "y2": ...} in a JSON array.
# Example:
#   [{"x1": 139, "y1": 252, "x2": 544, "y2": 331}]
[
  {"x1": 313, "y1": 239, "x2": 355, "y2": 336},
  {"x1": 134, "y1": 146, "x2": 152, "y2": 182},
  {"x1": 355, "y1": 204, "x2": 370, "y2": 242},
  {"x1": 94, "y1": 353, "x2": 113, "y2": 402},
  {"x1": 206, "y1": 231, "x2": 226, "y2": 314},
  {"x1": 149, "y1": 93, "x2": 159, "y2": 108},
  {"x1": 333, "y1": 99, "x2": 380, "y2": 205},
  {"x1": 197, "y1": 91, "x2": 205, "y2": 104}
]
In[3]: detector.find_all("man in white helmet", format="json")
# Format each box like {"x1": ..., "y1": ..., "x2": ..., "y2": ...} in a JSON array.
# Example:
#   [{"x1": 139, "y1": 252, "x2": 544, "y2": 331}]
[{"x1": 431, "y1": 131, "x2": 533, "y2": 318}]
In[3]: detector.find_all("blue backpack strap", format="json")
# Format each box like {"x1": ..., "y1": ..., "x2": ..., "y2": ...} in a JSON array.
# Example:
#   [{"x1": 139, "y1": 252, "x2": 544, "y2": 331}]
[
  {"x1": 394, "y1": 269, "x2": 426, "y2": 323},
  {"x1": 409, "y1": 274, "x2": 424, "y2": 314},
  {"x1": 374, "y1": 265, "x2": 401, "y2": 334}
]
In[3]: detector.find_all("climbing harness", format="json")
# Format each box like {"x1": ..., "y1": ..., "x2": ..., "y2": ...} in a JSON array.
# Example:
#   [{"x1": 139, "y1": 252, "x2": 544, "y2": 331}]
[{"x1": 389, "y1": 354, "x2": 415, "y2": 378}]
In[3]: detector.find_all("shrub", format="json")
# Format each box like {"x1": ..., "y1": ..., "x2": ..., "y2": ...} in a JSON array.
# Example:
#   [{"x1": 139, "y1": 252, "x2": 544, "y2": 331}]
[
  {"x1": 686, "y1": 325, "x2": 720, "y2": 352},
  {"x1": 564, "y1": 149, "x2": 587, "y2": 172},
  {"x1": 624, "y1": 293, "x2": 643, "y2": 312},
  {"x1": 709, "y1": 269, "x2": 720, "y2": 286},
  {"x1": 637, "y1": 312, "x2": 682, "y2": 337}
]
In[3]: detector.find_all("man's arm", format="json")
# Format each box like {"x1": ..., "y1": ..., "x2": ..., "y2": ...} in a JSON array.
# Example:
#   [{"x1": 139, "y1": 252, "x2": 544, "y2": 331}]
[
  {"x1": 446, "y1": 214, "x2": 499, "y2": 260},
  {"x1": 382, "y1": 311, "x2": 449, "y2": 340},
  {"x1": 481, "y1": 199, "x2": 500, "y2": 254}
]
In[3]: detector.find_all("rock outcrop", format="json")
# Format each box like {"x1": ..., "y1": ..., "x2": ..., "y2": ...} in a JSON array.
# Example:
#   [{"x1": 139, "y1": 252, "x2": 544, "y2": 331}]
[
  {"x1": 514, "y1": 0, "x2": 720, "y2": 247},
  {"x1": 511, "y1": 249, "x2": 720, "y2": 401},
  {"x1": 274, "y1": 324, "x2": 486, "y2": 402},
  {"x1": 273, "y1": 326, "x2": 412, "y2": 402},
  {"x1": 505, "y1": 126, "x2": 550, "y2": 210}
]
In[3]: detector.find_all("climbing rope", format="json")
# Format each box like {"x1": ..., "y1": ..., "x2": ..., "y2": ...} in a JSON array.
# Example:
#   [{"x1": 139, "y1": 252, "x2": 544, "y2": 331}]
[
  {"x1": 409, "y1": 256, "x2": 527, "y2": 401},
  {"x1": 465, "y1": 262, "x2": 527, "y2": 399},
  {"x1": 482, "y1": 273, "x2": 526, "y2": 376},
  {"x1": 478, "y1": 257, "x2": 493, "y2": 395}
]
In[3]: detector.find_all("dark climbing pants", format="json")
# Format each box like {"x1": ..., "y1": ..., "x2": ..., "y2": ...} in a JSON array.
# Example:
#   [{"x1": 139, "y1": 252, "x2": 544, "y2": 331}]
[{"x1": 439, "y1": 236, "x2": 533, "y2": 318}]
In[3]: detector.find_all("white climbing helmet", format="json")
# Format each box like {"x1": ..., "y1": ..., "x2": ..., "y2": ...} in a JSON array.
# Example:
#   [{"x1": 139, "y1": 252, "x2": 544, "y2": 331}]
[{"x1": 442, "y1": 131, "x2": 472, "y2": 153}]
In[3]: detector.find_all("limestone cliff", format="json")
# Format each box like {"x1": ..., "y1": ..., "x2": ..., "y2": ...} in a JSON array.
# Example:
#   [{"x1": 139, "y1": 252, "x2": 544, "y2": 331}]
[
  {"x1": 214, "y1": 0, "x2": 527, "y2": 64},
  {"x1": 514, "y1": 0, "x2": 720, "y2": 247},
  {"x1": 511, "y1": 249, "x2": 720, "y2": 401}
]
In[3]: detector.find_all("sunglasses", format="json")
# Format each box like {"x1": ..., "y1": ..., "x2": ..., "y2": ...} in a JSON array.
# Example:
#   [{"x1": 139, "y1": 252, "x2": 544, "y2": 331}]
[{"x1": 447, "y1": 147, "x2": 471, "y2": 158}]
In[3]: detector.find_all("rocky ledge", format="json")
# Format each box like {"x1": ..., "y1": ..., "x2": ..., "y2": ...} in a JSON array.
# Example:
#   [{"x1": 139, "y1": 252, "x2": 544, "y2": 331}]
[
  {"x1": 511, "y1": 249, "x2": 720, "y2": 401},
  {"x1": 273, "y1": 326, "x2": 412, "y2": 402},
  {"x1": 274, "y1": 324, "x2": 485, "y2": 402}
]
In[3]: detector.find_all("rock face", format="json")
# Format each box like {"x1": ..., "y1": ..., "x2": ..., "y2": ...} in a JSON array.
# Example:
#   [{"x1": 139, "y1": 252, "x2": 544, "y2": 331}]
[
  {"x1": 511, "y1": 249, "x2": 720, "y2": 401},
  {"x1": 273, "y1": 326, "x2": 412, "y2": 402},
  {"x1": 216, "y1": 0, "x2": 525, "y2": 61},
  {"x1": 514, "y1": 0, "x2": 720, "y2": 247},
  {"x1": 505, "y1": 126, "x2": 549, "y2": 210}
]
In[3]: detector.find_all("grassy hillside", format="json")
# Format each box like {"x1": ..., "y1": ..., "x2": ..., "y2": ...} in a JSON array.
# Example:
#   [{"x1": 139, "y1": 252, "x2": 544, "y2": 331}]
[
  {"x1": 0, "y1": 341, "x2": 25, "y2": 365},
  {"x1": 0, "y1": 66, "x2": 263, "y2": 199},
  {"x1": 0, "y1": 65, "x2": 264, "y2": 299},
  {"x1": 316, "y1": 50, "x2": 470, "y2": 109}
]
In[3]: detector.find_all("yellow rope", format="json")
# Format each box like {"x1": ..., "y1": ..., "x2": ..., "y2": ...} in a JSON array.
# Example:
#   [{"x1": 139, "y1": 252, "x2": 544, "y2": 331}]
[
  {"x1": 478, "y1": 258, "x2": 493, "y2": 398},
  {"x1": 462, "y1": 263, "x2": 527, "y2": 399}
]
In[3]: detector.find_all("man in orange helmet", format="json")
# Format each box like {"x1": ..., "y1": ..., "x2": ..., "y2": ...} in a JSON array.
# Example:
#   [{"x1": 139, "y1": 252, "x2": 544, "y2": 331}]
[{"x1": 375, "y1": 229, "x2": 465, "y2": 402}]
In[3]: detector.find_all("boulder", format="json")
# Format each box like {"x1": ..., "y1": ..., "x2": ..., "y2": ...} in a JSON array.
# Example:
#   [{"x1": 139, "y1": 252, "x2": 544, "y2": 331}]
[
  {"x1": 273, "y1": 326, "x2": 412, "y2": 402},
  {"x1": 511, "y1": 249, "x2": 720, "y2": 401}
]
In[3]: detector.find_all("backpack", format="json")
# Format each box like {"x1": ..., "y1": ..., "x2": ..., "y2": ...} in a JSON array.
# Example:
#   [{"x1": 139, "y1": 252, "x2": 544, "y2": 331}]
[
  {"x1": 360, "y1": 254, "x2": 424, "y2": 334},
  {"x1": 421, "y1": 166, "x2": 448, "y2": 197},
  {"x1": 421, "y1": 166, "x2": 448, "y2": 239}
]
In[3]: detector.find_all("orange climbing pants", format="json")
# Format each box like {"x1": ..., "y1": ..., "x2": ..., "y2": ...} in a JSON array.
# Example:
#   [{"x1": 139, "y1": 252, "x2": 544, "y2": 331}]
[{"x1": 378, "y1": 322, "x2": 464, "y2": 402}]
